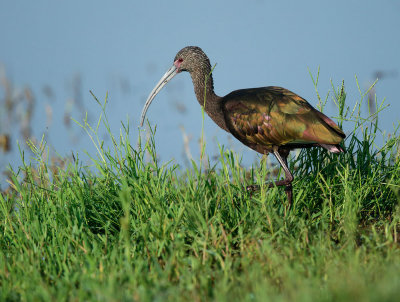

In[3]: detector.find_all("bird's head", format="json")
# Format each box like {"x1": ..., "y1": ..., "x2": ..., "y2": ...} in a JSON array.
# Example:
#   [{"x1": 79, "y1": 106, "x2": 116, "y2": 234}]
[
  {"x1": 140, "y1": 46, "x2": 209, "y2": 126},
  {"x1": 173, "y1": 46, "x2": 208, "y2": 73}
]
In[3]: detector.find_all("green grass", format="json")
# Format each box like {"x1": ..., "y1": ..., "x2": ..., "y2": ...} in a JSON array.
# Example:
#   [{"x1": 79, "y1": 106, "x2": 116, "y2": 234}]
[{"x1": 1, "y1": 79, "x2": 400, "y2": 301}]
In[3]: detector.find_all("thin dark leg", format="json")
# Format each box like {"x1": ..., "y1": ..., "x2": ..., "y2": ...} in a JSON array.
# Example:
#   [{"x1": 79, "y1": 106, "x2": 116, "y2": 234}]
[
  {"x1": 281, "y1": 153, "x2": 293, "y2": 208},
  {"x1": 246, "y1": 146, "x2": 294, "y2": 207}
]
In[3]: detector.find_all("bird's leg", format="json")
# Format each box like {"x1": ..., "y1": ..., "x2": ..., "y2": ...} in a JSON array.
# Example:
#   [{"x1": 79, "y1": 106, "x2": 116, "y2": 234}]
[
  {"x1": 280, "y1": 151, "x2": 293, "y2": 209},
  {"x1": 246, "y1": 147, "x2": 294, "y2": 207}
]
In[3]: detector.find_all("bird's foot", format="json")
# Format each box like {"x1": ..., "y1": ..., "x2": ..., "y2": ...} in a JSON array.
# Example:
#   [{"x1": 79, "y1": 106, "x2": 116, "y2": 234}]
[
  {"x1": 244, "y1": 184, "x2": 260, "y2": 199},
  {"x1": 284, "y1": 184, "x2": 293, "y2": 215},
  {"x1": 246, "y1": 184, "x2": 260, "y2": 192}
]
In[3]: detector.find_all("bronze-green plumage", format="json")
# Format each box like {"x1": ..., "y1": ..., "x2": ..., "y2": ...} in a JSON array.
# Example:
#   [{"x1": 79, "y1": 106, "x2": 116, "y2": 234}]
[
  {"x1": 140, "y1": 46, "x2": 345, "y2": 206},
  {"x1": 224, "y1": 87, "x2": 345, "y2": 151}
]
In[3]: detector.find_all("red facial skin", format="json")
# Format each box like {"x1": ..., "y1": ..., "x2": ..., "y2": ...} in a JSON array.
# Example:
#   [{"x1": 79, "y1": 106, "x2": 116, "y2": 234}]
[{"x1": 174, "y1": 58, "x2": 183, "y2": 72}]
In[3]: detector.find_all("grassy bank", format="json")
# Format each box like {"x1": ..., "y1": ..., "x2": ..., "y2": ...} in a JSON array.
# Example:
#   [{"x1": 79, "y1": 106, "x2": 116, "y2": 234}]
[{"x1": 1, "y1": 81, "x2": 400, "y2": 301}]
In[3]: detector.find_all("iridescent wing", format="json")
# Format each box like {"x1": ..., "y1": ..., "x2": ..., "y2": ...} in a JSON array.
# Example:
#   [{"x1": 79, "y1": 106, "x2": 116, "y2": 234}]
[{"x1": 223, "y1": 86, "x2": 345, "y2": 150}]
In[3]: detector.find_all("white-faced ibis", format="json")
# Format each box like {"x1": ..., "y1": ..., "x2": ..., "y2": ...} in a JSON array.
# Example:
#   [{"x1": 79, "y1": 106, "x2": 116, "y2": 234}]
[{"x1": 140, "y1": 46, "x2": 345, "y2": 206}]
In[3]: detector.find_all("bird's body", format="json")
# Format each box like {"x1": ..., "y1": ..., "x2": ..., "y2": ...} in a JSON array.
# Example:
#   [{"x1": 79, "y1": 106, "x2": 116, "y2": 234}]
[
  {"x1": 140, "y1": 46, "x2": 345, "y2": 206},
  {"x1": 222, "y1": 86, "x2": 345, "y2": 154}
]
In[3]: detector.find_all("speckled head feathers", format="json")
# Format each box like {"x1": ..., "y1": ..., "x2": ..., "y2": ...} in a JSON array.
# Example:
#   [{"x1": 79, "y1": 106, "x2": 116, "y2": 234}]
[{"x1": 174, "y1": 46, "x2": 211, "y2": 73}]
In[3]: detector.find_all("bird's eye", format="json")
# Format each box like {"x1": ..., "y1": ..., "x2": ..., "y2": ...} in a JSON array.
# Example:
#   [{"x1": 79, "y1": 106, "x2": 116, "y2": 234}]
[{"x1": 178, "y1": 58, "x2": 183, "y2": 63}]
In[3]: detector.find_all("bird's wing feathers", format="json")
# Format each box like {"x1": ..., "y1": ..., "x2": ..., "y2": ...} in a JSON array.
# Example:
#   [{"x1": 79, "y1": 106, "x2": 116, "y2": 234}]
[{"x1": 223, "y1": 86, "x2": 345, "y2": 149}]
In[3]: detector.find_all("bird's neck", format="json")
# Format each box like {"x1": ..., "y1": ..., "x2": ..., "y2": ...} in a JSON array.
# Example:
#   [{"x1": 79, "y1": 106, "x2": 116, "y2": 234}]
[{"x1": 189, "y1": 68, "x2": 229, "y2": 131}]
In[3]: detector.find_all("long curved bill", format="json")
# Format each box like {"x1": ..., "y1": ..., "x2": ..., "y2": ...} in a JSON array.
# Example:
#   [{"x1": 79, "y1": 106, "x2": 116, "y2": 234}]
[{"x1": 140, "y1": 65, "x2": 178, "y2": 126}]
